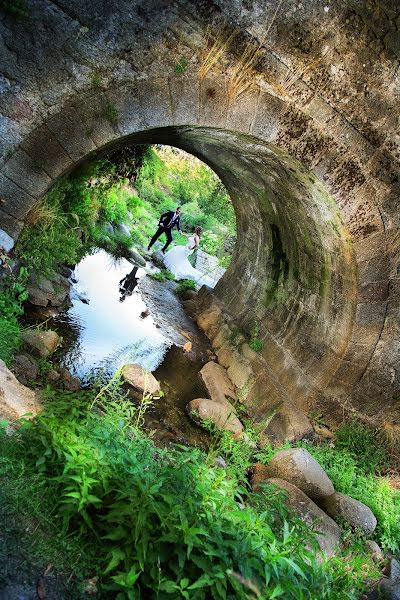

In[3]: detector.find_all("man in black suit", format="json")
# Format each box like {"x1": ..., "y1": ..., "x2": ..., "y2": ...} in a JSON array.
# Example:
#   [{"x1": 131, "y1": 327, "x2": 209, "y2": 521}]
[{"x1": 147, "y1": 206, "x2": 183, "y2": 254}]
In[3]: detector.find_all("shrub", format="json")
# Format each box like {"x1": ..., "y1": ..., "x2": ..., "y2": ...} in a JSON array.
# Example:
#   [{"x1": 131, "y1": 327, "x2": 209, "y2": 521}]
[
  {"x1": 0, "y1": 316, "x2": 21, "y2": 365},
  {"x1": 5, "y1": 388, "x2": 342, "y2": 599},
  {"x1": 175, "y1": 278, "x2": 196, "y2": 296}
]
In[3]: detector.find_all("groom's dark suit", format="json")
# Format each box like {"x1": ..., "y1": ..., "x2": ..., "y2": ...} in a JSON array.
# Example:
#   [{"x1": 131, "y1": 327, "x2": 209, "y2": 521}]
[{"x1": 148, "y1": 210, "x2": 181, "y2": 253}]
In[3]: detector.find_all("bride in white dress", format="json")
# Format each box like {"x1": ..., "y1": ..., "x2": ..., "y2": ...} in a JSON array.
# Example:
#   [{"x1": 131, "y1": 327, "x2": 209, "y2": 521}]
[{"x1": 163, "y1": 226, "x2": 215, "y2": 288}]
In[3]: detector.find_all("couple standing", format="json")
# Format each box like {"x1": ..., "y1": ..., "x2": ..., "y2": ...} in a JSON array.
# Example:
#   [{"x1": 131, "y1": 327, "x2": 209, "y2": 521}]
[{"x1": 147, "y1": 207, "x2": 212, "y2": 286}]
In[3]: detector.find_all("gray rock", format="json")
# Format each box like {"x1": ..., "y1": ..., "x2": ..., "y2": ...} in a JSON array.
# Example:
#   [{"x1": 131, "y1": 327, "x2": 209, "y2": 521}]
[
  {"x1": 26, "y1": 283, "x2": 49, "y2": 307},
  {"x1": 116, "y1": 222, "x2": 131, "y2": 237},
  {"x1": 264, "y1": 448, "x2": 334, "y2": 501},
  {"x1": 321, "y1": 492, "x2": 377, "y2": 534},
  {"x1": 122, "y1": 364, "x2": 160, "y2": 399},
  {"x1": 128, "y1": 247, "x2": 146, "y2": 266},
  {"x1": 0, "y1": 228, "x2": 14, "y2": 252},
  {"x1": 366, "y1": 540, "x2": 384, "y2": 563},
  {"x1": 186, "y1": 398, "x2": 243, "y2": 435},
  {"x1": 58, "y1": 368, "x2": 81, "y2": 392},
  {"x1": 21, "y1": 329, "x2": 61, "y2": 358},
  {"x1": 59, "y1": 265, "x2": 73, "y2": 278},
  {"x1": 265, "y1": 478, "x2": 341, "y2": 559},
  {"x1": 152, "y1": 250, "x2": 165, "y2": 267},
  {"x1": 46, "y1": 369, "x2": 61, "y2": 383},
  {"x1": 11, "y1": 354, "x2": 38, "y2": 384},
  {"x1": 213, "y1": 456, "x2": 227, "y2": 469},
  {"x1": 0, "y1": 359, "x2": 41, "y2": 420},
  {"x1": 103, "y1": 222, "x2": 114, "y2": 236}
]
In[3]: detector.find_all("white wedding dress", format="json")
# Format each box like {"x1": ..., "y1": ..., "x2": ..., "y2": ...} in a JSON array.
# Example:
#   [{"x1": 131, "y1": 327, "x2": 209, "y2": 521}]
[{"x1": 163, "y1": 236, "x2": 215, "y2": 288}]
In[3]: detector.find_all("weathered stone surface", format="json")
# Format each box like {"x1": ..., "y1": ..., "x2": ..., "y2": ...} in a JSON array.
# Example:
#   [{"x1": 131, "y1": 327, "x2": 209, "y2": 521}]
[
  {"x1": 186, "y1": 398, "x2": 243, "y2": 434},
  {"x1": 11, "y1": 354, "x2": 38, "y2": 385},
  {"x1": 0, "y1": 0, "x2": 399, "y2": 430},
  {"x1": 365, "y1": 540, "x2": 384, "y2": 563},
  {"x1": 249, "y1": 462, "x2": 270, "y2": 492},
  {"x1": 21, "y1": 330, "x2": 61, "y2": 358},
  {"x1": 58, "y1": 368, "x2": 81, "y2": 392},
  {"x1": 116, "y1": 222, "x2": 131, "y2": 237},
  {"x1": 128, "y1": 247, "x2": 146, "y2": 267},
  {"x1": 264, "y1": 448, "x2": 334, "y2": 501},
  {"x1": 0, "y1": 359, "x2": 41, "y2": 420},
  {"x1": 122, "y1": 364, "x2": 160, "y2": 398},
  {"x1": 321, "y1": 493, "x2": 377, "y2": 534},
  {"x1": 380, "y1": 558, "x2": 400, "y2": 599},
  {"x1": 0, "y1": 227, "x2": 14, "y2": 252},
  {"x1": 199, "y1": 361, "x2": 236, "y2": 408},
  {"x1": 264, "y1": 478, "x2": 341, "y2": 559},
  {"x1": 263, "y1": 405, "x2": 314, "y2": 445}
]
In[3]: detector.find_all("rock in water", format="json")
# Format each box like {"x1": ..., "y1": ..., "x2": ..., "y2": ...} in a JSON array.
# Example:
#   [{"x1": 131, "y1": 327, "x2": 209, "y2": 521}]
[
  {"x1": 265, "y1": 478, "x2": 341, "y2": 559},
  {"x1": 0, "y1": 359, "x2": 41, "y2": 420},
  {"x1": 122, "y1": 364, "x2": 160, "y2": 399},
  {"x1": 264, "y1": 447, "x2": 334, "y2": 501},
  {"x1": 128, "y1": 247, "x2": 146, "y2": 267},
  {"x1": 21, "y1": 329, "x2": 61, "y2": 358},
  {"x1": 11, "y1": 354, "x2": 39, "y2": 385},
  {"x1": 321, "y1": 492, "x2": 377, "y2": 534},
  {"x1": 186, "y1": 398, "x2": 243, "y2": 434}
]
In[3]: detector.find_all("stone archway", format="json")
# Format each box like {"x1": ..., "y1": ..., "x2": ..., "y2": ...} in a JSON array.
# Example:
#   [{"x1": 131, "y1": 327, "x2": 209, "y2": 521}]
[{"x1": 0, "y1": 0, "x2": 398, "y2": 431}]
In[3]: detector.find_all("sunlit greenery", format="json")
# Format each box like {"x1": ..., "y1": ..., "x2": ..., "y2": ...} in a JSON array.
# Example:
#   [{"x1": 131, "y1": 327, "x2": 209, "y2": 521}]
[{"x1": 0, "y1": 383, "x2": 385, "y2": 599}]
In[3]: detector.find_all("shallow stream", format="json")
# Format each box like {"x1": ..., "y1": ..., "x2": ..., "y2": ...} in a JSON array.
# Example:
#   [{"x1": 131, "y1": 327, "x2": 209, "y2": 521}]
[{"x1": 45, "y1": 250, "x2": 213, "y2": 446}]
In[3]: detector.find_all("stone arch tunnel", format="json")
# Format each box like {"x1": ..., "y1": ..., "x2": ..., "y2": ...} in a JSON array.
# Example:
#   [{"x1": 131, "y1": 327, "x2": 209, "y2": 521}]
[{"x1": 0, "y1": 0, "x2": 399, "y2": 431}]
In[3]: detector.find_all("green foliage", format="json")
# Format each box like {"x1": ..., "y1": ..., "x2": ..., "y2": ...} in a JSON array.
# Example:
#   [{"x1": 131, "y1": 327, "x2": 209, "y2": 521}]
[
  {"x1": 0, "y1": 0, "x2": 28, "y2": 18},
  {"x1": 248, "y1": 321, "x2": 264, "y2": 353},
  {"x1": 104, "y1": 102, "x2": 118, "y2": 125},
  {"x1": 0, "y1": 316, "x2": 21, "y2": 365},
  {"x1": 0, "y1": 384, "x2": 352, "y2": 600},
  {"x1": 148, "y1": 269, "x2": 175, "y2": 282},
  {"x1": 0, "y1": 267, "x2": 29, "y2": 364},
  {"x1": 298, "y1": 422, "x2": 400, "y2": 552},
  {"x1": 174, "y1": 57, "x2": 188, "y2": 74},
  {"x1": 175, "y1": 278, "x2": 196, "y2": 296}
]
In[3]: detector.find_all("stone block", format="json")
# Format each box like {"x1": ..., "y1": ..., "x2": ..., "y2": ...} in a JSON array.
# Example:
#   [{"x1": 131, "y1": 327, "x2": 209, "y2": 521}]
[
  {"x1": 226, "y1": 88, "x2": 260, "y2": 133},
  {"x1": 21, "y1": 125, "x2": 73, "y2": 178},
  {"x1": 357, "y1": 280, "x2": 389, "y2": 303},
  {"x1": 0, "y1": 359, "x2": 41, "y2": 421},
  {"x1": 168, "y1": 75, "x2": 200, "y2": 124},
  {"x1": 0, "y1": 173, "x2": 36, "y2": 220},
  {"x1": 0, "y1": 209, "x2": 23, "y2": 239},
  {"x1": 199, "y1": 361, "x2": 236, "y2": 407},
  {"x1": 198, "y1": 75, "x2": 229, "y2": 129},
  {"x1": 263, "y1": 404, "x2": 314, "y2": 445},
  {"x1": 321, "y1": 492, "x2": 377, "y2": 535},
  {"x1": 2, "y1": 149, "x2": 52, "y2": 198},
  {"x1": 137, "y1": 79, "x2": 172, "y2": 129},
  {"x1": 250, "y1": 91, "x2": 285, "y2": 142},
  {"x1": 72, "y1": 92, "x2": 120, "y2": 148},
  {"x1": 106, "y1": 86, "x2": 146, "y2": 136},
  {"x1": 47, "y1": 107, "x2": 97, "y2": 161}
]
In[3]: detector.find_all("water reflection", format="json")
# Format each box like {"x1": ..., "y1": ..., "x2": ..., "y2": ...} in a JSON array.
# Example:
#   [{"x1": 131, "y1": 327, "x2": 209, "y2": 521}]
[{"x1": 55, "y1": 250, "x2": 170, "y2": 381}]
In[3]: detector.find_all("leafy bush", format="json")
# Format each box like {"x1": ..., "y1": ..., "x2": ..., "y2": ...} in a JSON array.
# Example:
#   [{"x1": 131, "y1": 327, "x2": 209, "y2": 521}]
[
  {"x1": 0, "y1": 267, "x2": 28, "y2": 364},
  {"x1": 175, "y1": 279, "x2": 196, "y2": 296},
  {"x1": 0, "y1": 386, "x2": 352, "y2": 599},
  {"x1": 0, "y1": 316, "x2": 21, "y2": 364}
]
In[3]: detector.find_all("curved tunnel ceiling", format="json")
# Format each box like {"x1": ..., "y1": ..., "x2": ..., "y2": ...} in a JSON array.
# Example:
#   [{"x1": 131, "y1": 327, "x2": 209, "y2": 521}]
[{"x1": 0, "y1": 0, "x2": 398, "y2": 428}]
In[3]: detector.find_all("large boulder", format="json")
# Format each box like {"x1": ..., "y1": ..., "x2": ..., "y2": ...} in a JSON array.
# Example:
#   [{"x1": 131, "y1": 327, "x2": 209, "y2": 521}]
[
  {"x1": 122, "y1": 364, "x2": 160, "y2": 399},
  {"x1": 265, "y1": 478, "x2": 341, "y2": 559},
  {"x1": 263, "y1": 405, "x2": 314, "y2": 445},
  {"x1": 151, "y1": 251, "x2": 165, "y2": 268},
  {"x1": 380, "y1": 559, "x2": 400, "y2": 600},
  {"x1": 199, "y1": 361, "x2": 236, "y2": 408},
  {"x1": 321, "y1": 492, "x2": 377, "y2": 534},
  {"x1": 186, "y1": 398, "x2": 243, "y2": 435},
  {"x1": 21, "y1": 329, "x2": 61, "y2": 358},
  {"x1": 263, "y1": 448, "x2": 334, "y2": 501},
  {"x1": 0, "y1": 359, "x2": 41, "y2": 420}
]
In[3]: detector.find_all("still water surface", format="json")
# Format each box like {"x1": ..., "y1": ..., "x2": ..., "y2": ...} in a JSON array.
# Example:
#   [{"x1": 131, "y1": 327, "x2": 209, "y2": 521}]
[{"x1": 55, "y1": 250, "x2": 170, "y2": 381}]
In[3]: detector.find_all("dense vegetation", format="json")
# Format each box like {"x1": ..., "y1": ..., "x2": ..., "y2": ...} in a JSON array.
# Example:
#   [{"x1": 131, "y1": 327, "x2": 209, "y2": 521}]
[
  {"x1": 0, "y1": 144, "x2": 235, "y2": 365},
  {"x1": 2, "y1": 378, "x2": 396, "y2": 599}
]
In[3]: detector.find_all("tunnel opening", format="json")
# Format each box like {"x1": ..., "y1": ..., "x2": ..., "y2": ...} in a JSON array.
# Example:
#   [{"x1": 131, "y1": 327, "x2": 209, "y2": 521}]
[{"x1": 1, "y1": 123, "x2": 359, "y2": 436}]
